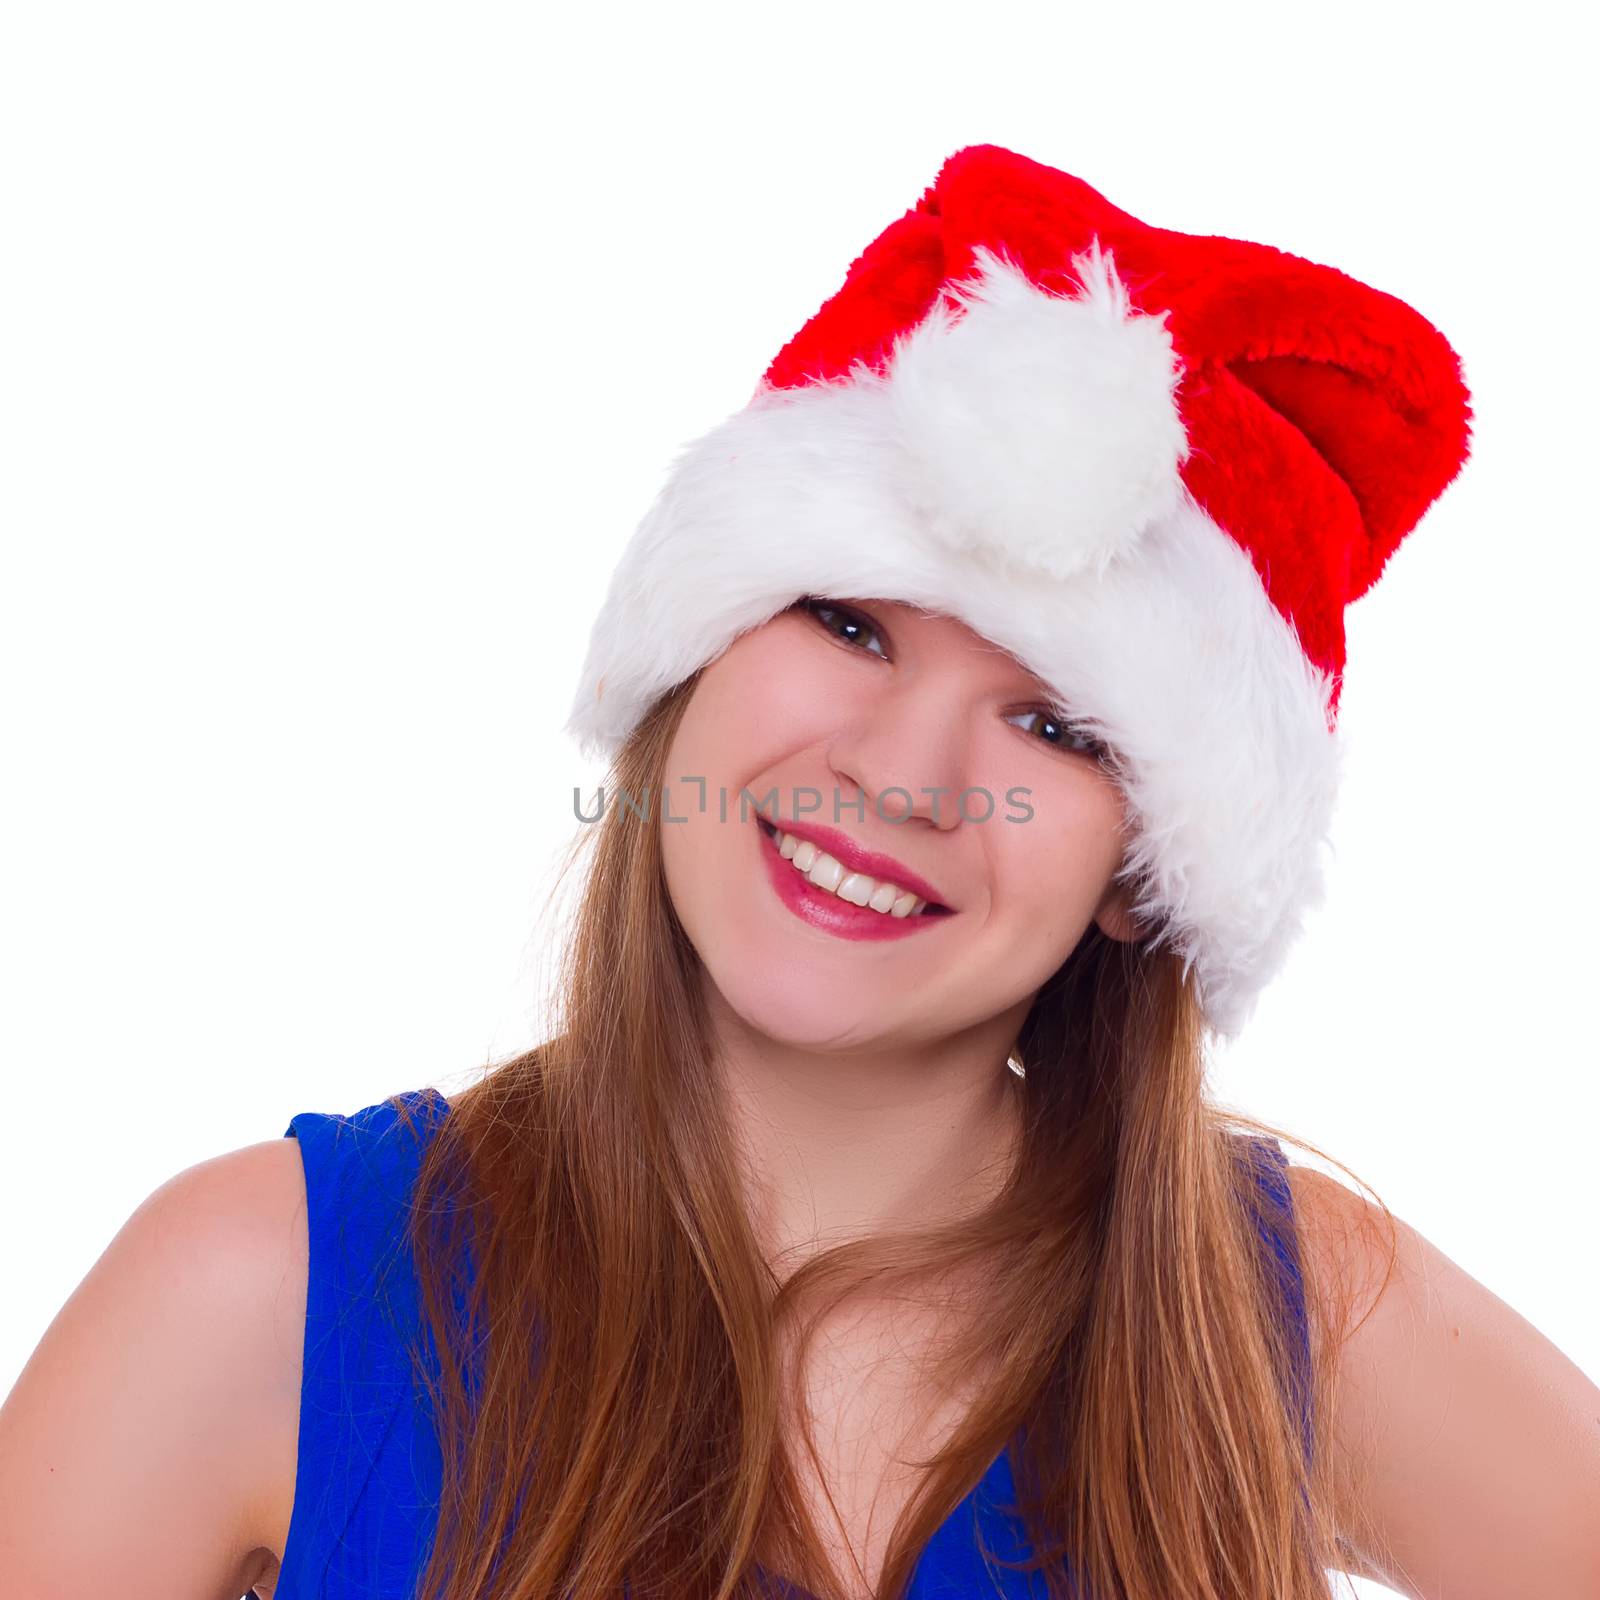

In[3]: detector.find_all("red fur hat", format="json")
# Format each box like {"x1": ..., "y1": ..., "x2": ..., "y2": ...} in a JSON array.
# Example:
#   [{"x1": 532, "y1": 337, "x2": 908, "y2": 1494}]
[{"x1": 567, "y1": 144, "x2": 1473, "y2": 1037}]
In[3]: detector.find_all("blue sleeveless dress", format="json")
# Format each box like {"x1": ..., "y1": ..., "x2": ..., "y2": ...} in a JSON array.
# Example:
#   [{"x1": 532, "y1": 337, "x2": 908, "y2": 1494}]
[{"x1": 274, "y1": 1089, "x2": 1311, "y2": 1598}]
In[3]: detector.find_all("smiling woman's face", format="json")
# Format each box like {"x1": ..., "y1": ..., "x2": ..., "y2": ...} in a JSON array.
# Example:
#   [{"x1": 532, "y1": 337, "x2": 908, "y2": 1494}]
[{"x1": 659, "y1": 597, "x2": 1140, "y2": 1055}]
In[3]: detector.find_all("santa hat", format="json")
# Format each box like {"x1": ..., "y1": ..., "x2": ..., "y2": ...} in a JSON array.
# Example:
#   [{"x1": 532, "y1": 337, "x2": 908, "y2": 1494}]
[{"x1": 565, "y1": 144, "x2": 1473, "y2": 1039}]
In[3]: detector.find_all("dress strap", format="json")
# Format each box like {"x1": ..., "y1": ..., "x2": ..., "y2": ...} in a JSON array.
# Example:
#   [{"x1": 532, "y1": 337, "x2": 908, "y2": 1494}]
[
  {"x1": 1240, "y1": 1133, "x2": 1314, "y2": 1460},
  {"x1": 276, "y1": 1087, "x2": 453, "y2": 1598}
]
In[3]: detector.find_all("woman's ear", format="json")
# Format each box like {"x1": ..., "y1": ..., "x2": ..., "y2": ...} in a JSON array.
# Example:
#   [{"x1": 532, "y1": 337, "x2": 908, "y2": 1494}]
[{"x1": 1093, "y1": 875, "x2": 1142, "y2": 944}]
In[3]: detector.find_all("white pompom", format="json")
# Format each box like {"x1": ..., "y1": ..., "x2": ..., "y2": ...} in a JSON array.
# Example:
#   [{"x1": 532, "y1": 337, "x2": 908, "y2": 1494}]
[{"x1": 881, "y1": 241, "x2": 1189, "y2": 582}]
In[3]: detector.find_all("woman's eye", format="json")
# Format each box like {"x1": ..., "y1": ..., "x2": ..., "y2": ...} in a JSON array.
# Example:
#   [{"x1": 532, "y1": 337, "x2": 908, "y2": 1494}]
[
  {"x1": 1006, "y1": 707, "x2": 1107, "y2": 760},
  {"x1": 802, "y1": 599, "x2": 888, "y2": 659}
]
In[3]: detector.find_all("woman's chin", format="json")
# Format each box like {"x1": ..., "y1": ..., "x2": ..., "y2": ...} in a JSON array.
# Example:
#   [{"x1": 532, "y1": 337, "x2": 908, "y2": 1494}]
[{"x1": 708, "y1": 963, "x2": 919, "y2": 1054}]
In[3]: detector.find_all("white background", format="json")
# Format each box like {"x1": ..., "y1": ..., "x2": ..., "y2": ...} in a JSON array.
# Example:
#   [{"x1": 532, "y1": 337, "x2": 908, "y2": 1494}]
[{"x1": 2, "y1": 5, "x2": 1595, "y2": 1596}]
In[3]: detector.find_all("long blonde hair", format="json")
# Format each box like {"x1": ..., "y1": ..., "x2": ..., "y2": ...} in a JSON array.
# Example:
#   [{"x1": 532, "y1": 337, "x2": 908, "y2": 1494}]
[{"x1": 387, "y1": 671, "x2": 1391, "y2": 1599}]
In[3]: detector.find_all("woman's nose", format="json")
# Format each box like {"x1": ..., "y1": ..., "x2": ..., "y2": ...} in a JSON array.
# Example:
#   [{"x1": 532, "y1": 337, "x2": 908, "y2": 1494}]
[{"x1": 824, "y1": 682, "x2": 976, "y2": 831}]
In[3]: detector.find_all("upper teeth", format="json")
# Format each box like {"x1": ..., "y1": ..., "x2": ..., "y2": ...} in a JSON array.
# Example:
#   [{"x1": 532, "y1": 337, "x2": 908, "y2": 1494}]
[{"x1": 770, "y1": 827, "x2": 930, "y2": 917}]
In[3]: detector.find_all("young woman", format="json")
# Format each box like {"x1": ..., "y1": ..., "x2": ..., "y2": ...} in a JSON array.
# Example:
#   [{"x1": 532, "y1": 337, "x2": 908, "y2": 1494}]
[{"x1": 4, "y1": 145, "x2": 1597, "y2": 1600}]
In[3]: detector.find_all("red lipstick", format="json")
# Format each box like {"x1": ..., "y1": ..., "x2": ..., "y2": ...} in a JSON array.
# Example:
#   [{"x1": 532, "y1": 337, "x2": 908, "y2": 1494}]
[
  {"x1": 757, "y1": 815, "x2": 954, "y2": 910},
  {"x1": 754, "y1": 816, "x2": 956, "y2": 943}
]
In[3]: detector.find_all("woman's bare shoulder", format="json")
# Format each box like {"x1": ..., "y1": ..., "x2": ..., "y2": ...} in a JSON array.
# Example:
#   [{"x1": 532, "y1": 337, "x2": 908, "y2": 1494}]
[
  {"x1": 0, "y1": 1134, "x2": 309, "y2": 1598},
  {"x1": 1283, "y1": 1163, "x2": 1600, "y2": 1597}
]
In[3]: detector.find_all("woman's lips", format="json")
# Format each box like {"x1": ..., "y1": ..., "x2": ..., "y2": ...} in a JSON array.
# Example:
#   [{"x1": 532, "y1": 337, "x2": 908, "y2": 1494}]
[
  {"x1": 762, "y1": 814, "x2": 953, "y2": 910},
  {"x1": 755, "y1": 817, "x2": 955, "y2": 942}
]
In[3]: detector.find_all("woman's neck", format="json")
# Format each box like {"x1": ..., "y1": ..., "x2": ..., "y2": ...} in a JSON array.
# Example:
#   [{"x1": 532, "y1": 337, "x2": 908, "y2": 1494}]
[{"x1": 707, "y1": 994, "x2": 1026, "y2": 1274}]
